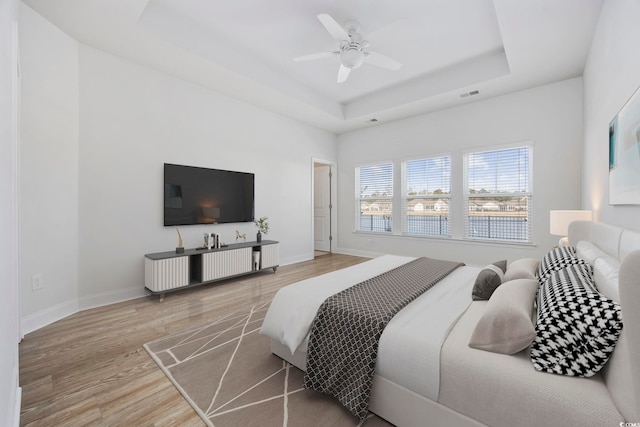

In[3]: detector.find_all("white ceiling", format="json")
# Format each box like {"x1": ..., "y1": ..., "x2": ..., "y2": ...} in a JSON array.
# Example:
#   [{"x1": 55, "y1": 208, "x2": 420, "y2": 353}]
[{"x1": 22, "y1": 0, "x2": 603, "y2": 134}]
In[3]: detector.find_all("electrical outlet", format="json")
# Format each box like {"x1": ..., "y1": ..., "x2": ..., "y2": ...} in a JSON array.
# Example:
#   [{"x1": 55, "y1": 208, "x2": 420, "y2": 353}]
[{"x1": 32, "y1": 273, "x2": 43, "y2": 291}]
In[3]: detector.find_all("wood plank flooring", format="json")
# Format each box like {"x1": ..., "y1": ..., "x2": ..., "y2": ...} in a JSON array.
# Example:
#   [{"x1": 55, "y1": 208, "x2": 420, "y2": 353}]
[{"x1": 19, "y1": 253, "x2": 367, "y2": 426}]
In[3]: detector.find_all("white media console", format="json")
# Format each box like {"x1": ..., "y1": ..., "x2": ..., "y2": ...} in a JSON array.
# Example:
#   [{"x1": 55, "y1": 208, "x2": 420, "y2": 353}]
[{"x1": 144, "y1": 240, "x2": 279, "y2": 299}]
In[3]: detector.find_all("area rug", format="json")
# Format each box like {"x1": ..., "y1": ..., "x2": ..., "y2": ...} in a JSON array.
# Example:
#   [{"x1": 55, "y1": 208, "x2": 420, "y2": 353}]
[{"x1": 144, "y1": 301, "x2": 391, "y2": 427}]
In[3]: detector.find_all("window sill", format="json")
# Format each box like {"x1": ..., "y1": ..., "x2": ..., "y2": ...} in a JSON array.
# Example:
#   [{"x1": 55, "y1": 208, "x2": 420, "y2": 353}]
[{"x1": 352, "y1": 230, "x2": 537, "y2": 249}]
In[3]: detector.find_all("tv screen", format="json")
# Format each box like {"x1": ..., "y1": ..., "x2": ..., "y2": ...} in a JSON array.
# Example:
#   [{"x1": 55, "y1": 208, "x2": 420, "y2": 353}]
[{"x1": 164, "y1": 163, "x2": 255, "y2": 226}]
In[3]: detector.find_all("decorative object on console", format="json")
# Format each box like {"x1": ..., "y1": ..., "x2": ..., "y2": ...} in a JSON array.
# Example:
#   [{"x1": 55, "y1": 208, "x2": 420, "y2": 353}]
[
  {"x1": 254, "y1": 216, "x2": 269, "y2": 242},
  {"x1": 207, "y1": 233, "x2": 221, "y2": 249},
  {"x1": 549, "y1": 210, "x2": 592, "y2": 247},
  {"x1": 200, "y1": 234, "x2": 225, "y2": 250},
  {"x1": 175, "y1": 227, "x2": 184, "y2": 253},
  {"x1": 609, "y1": 83, "x2": 640, "y2": 205},
  {"x1": 235, "y1": 230, "x2": 246, "y2": 243}
]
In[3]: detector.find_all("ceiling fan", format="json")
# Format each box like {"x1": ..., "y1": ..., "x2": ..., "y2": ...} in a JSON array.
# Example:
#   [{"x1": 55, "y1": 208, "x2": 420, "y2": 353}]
[{"x1": 293, "y1": 14, "x2": 402, "y2": 84}]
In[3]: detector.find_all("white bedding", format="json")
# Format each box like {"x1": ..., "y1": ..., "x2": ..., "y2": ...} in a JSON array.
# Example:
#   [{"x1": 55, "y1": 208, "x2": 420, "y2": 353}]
[
  {"x1": 260, "y1": 254, "x2": 415, "y2": 354},
  {"x1": 260, "y1": 254, "x2": 480, "y2": 401}
]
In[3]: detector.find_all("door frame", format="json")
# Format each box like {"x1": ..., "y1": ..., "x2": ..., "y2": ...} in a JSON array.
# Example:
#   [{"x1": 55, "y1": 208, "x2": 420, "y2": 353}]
[{"x1": 311, "y1": 158, "x2": 337, "y2": 254}]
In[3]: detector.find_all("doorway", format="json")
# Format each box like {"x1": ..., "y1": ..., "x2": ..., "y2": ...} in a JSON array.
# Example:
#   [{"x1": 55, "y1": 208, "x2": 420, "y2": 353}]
[{"x1": 313, "y1": 160, "x2": 335, "y2": 254}]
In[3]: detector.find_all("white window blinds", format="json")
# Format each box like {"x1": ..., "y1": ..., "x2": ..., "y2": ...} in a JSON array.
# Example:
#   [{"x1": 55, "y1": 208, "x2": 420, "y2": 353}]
[
  {"x1": 464, "y1": 145, "x2": 532, "y2": 242},
  {"x1": 401, "y1": 155, "x2": 451, "y2": 237},
  {"x1": 355, "y1": 163, "x2": 393, "y2": 233}
]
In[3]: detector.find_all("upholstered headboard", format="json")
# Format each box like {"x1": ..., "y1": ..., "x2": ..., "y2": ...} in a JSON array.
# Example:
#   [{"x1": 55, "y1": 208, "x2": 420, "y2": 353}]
[{"x1": 568, "y1": 220, "x2": 640, "y2": 421}]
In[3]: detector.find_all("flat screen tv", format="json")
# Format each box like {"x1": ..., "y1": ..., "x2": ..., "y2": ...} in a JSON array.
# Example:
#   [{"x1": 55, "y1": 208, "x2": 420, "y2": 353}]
[{"x1": 164, "y1": 163, "x2": 255, "y2": 226}]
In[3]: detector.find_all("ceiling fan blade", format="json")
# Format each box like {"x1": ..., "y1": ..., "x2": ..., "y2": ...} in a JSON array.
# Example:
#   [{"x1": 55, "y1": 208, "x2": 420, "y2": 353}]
[
  {"x1": 318, "y1": 14, "x2": 349, "y2": 41},
  {"x1": 366, "y1": 51, "x2": 402, "y2": 71},
  {"x1": 293, "y1": 51, "x2": 338, "y2": 62},
  {"x1": 337, "y1": 64, "x2": 351, "y2": 83}
]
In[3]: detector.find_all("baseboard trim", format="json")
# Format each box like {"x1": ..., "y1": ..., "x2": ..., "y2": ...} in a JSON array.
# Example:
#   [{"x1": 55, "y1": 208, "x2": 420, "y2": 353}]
[
  {"x1": 21, "y1": 299, "x2": 79, "y2": 335},
  {"x1": 5, "y1": 365, "x2": 21, "y2": 427},
  {"x1": 21, "y1": 287, "x2": 148, "y2": 334},
  {"x1": 333, "y1": 247, "x2": 379, "y2": 258},
  {"x1": 78, "y1": 287, "x2": 148, "y2": 312},
  {"x1": 280, "y1": 253, "x2": 313, "y2": 266},
  {"x1": 12, "y1": 385, "x2": 21, "y2": 427}
]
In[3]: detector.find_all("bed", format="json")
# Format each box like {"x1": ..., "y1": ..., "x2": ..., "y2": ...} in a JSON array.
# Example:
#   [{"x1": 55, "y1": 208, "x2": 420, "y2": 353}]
[{"x1": 260, "y1": 221, "x2": 640, "y2": 426}]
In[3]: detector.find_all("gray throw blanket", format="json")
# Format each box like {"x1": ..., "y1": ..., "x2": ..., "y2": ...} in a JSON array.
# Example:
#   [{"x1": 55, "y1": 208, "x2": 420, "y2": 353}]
[{"x1": 303, "y1": 257, "x2": 464, "y2": 420}]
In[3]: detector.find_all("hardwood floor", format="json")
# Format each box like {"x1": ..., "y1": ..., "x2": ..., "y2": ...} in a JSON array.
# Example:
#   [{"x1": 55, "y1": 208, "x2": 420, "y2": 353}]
[{"x1": 19, "y1": 253, "x2": 367, "y2": 426}]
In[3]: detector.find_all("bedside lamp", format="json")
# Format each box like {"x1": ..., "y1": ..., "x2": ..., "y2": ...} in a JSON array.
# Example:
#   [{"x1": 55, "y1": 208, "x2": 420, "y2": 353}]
[{"x1": 550, "y1": 210, "x2": 593, "y2": 247}]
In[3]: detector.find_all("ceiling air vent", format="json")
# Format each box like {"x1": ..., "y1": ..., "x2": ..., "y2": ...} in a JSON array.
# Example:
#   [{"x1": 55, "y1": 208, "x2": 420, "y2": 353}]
[{"x1": 460, "y1": 90, "x2": 480, "y2": 98}]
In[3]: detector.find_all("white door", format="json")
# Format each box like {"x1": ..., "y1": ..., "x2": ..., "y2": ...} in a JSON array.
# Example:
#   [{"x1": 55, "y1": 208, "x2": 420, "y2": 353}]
[{"x1": 314, "y1": 164, "x2": 331, "y2": 252}]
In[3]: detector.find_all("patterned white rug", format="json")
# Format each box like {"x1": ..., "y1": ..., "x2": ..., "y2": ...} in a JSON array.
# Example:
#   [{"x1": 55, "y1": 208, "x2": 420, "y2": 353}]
[{"x1": 144, "y1": 301, "x2": 391, "y2": 427}]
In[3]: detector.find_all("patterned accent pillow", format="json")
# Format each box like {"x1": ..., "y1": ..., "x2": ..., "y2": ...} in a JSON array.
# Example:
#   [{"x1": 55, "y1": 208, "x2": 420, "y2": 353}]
[
  {"x1": 531, "y1": 264, "x2": 623, "y2": 377},
  {"x1": 471, "y1": 260, "x2": 507, "y2": 301},
  {"x1": 536, "y1": 246, "x2": 590, "y2": 283}
]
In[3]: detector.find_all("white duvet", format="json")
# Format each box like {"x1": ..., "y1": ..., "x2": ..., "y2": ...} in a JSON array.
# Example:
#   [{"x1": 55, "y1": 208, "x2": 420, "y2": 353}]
[{"x1": 259, "y1": 254, "x2": 479, "y2": 400}]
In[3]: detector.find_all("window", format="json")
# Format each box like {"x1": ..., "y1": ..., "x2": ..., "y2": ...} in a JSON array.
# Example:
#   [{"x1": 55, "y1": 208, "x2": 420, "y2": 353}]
[
  {"x1": 401, "y1": 155, "x2": 451, "y2": 237},
  {"x1": 464, "y1": 145, "x2": 532, "y2": 242},
  {"x1": 356, "y1": 163, "x2": 393, "y2": 233}
]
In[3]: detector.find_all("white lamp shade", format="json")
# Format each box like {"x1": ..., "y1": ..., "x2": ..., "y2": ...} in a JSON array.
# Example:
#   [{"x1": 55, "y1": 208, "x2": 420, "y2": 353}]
[{"x1": 549, "y1": 210, "x2": 593, "y2": 236}]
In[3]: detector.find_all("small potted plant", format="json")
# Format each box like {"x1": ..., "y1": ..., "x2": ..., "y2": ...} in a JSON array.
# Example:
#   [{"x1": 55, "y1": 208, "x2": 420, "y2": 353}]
[{"x1": 254, "y1": 216, "x2": 269, "y2": 242}]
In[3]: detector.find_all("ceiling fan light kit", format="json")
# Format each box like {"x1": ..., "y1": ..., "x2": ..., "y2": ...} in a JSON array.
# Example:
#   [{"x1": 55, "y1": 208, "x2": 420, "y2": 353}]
[
  {"x1": 341, "y1": 49, "x2": 364, "y2": 69},
  {"x1": 293, "y1": 13, "x2": 402, "y2": 83}
]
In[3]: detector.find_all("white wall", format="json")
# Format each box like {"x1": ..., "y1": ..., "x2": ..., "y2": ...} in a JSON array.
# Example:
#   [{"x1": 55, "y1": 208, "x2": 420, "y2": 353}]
[
  {"x1": 0, "y1": 0, "x2": 22, "y2": 424},
  {"x1": 19, "y1": 3, "x2": 79, "y2": 331},
  {"x1": 337, "y1": 78, "x2": 585, "y2": 265},
  {"x1": 583, "y1": 0, "x2": 640, "y2": 227},
  {"x1": 75, "y1": 46, "x2": 336, "y2": 308},
  {"x1": 18, "y1": 8, "x2": 337, "y2": 328},
  {"x1": 24, "y1": 0, "x2": 627, "y2": 331}
]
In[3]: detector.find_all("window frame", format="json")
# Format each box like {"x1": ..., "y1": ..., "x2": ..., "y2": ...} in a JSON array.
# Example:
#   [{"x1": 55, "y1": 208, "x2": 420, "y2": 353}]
[
  {"x1": 463, "y1": 143, "x2": 533, "y2": 244},
  {"x1": 401, "y1": 154, "x2": 452, "y2": 238},
  {"x1": 355, "y1": 161, "x2": 394, "y2": 233}
]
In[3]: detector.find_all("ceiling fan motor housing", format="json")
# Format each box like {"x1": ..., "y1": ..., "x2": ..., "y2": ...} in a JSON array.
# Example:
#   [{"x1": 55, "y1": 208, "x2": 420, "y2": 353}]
[
  {"x1": 340, "y1": 27, "x2": 367, "y2": 69},
  {"x1": 293, "y1": 14, "x2": 401, "y2": 82}
]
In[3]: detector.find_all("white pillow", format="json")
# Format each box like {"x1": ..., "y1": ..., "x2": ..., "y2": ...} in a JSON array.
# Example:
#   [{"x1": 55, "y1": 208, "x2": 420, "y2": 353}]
[
  {"x1": 504, "y1": 258, "x2": 539, "y2": 281},
  {"x1": 575, "y1": 240, "x2": 607, "y2": 265},
  {"x1": 593, "y1": 255, "x2": 620, "y2": 301},
  {"x1": 469, "y1": 278, "x2": 539, "y2": 354}
]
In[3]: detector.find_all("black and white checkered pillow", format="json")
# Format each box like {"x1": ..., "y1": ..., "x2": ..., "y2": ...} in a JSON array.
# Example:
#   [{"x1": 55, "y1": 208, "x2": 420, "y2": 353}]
[
  {"x1": 536, "y1": 246, "x2": 590, "y2": 283},
  {"x1": 531, "y1": 264, "x2": 623, "y2": 377}
]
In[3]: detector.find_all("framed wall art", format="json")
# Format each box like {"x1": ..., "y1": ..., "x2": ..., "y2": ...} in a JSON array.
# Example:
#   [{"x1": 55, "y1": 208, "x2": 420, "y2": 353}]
[{"x1": 609, "y1": 84, "x2": 640, "y2": 205}]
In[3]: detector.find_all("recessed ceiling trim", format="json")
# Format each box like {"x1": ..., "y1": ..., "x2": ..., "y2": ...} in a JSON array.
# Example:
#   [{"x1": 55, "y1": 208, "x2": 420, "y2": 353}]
[
  {"x1": 137, "y1": 0, "x2": 345, "y2": 120},
  {"x1": 343, "y1": 48, "x2": 510, "y2": 120},
  {"x1": 22, "y1": 0, "x2": 604, "y2": 134}
]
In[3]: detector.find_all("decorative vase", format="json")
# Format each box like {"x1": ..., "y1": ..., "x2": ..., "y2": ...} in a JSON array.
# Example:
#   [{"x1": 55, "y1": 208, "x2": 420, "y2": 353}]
[{"x1": 257, "y1": 231, "x2": 262, "y2": 242}]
